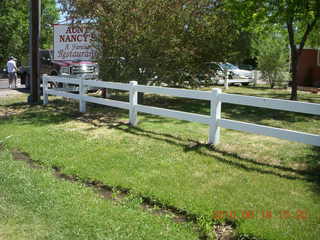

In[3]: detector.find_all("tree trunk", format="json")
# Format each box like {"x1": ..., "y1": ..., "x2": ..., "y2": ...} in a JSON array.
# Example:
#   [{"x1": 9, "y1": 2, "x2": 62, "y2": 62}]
[
  {"x1": 287, "y1": 16, "x2": 319, "y2": 100},
  {"x1": 287, "y1": 19, "x2": 298, "y2": 101},
  {"x1": 290, "y1": 50, "x2": 299, "y2": 101}
]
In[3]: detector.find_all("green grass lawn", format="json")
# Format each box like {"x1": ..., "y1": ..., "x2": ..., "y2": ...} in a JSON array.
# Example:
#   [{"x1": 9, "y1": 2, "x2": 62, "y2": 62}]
[
  {"x1": 0, "y1": 146, "x2": 198, "y2": 240},
  {"x1": 0, "y1": 85, "x2": 319, "y2": 239}
]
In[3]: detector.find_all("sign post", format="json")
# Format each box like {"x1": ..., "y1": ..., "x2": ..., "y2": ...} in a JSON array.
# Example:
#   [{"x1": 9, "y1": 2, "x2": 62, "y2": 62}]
[{"x1": 29, "y1": 0, "x2": 41, "y2": 104}]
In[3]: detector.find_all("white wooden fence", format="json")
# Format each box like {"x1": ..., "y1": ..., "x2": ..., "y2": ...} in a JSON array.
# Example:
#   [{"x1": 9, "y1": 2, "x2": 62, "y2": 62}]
[{"x1": 43, "y1": 76, "x2": 320, "y2": 147}]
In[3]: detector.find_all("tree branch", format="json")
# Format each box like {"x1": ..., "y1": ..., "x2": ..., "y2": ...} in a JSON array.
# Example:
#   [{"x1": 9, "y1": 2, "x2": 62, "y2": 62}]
[
  {"x1": 286, "y1": 17, "x2": 296, "y2": 53},
  {"x1": 298, "y1": 15, "x2": 320, "y2": 54}
]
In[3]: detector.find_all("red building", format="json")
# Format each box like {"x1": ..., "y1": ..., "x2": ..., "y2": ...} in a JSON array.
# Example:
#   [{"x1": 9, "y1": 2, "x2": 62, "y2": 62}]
[{"x1": 297, "y1": 48, "x2": 320, "y2": 87}]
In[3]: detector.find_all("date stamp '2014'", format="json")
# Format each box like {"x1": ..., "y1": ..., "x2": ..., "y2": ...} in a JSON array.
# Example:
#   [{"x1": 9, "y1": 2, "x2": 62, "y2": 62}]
[{"x1": 212, "y1": 209, "x2": 311, "y2": 220}]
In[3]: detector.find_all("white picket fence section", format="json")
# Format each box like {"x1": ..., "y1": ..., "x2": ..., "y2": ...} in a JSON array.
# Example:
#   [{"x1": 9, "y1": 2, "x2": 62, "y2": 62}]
[{"x1": 42, "y1": 76, "x2": 320, "y2": 147}]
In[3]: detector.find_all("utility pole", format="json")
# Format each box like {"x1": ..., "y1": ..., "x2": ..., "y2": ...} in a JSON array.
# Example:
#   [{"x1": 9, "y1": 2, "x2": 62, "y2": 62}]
[{"x1": 29, "y1": 0, "x2": 41, "y2": 104}]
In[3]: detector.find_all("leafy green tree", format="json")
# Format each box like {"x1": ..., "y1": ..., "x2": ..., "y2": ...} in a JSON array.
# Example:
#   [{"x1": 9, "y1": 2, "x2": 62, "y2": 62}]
[
  {"x1": 305, "y1": 22, "x2": 320, "y2": 48},
  {"x1": 253, "y1": 31, "x2": 289, "y2": 88},
  {"x1": 0, "y1": 0, "x2": 59, "y2": 67},
  {"x1": 58, "y1": 0, "x2": 239, "y2": 89},
  {"x1": 225, "y1": 0, "x2": 320, "y2": 100},
  {"x1": 228, "y1": 31, "x2": 254, "y2": 65},
  {"x1": 41, "y1": 0, "x2": 60, "y2": 49},
  {"x1": 0, "y1": 1, "x2": 28, "y2": 66}
]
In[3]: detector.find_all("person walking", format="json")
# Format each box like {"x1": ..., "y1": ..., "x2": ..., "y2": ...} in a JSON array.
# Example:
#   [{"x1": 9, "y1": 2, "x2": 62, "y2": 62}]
[{"x1": 7, "y1": 56, "x2": 18, "y2": 88}]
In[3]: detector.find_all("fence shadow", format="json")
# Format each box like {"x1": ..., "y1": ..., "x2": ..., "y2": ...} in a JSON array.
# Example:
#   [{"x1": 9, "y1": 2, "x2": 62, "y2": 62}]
[
  {"x1": 127, "y1": 94, "x2": 320, "y2": 127},
  {"x1": 4, "y1": 90, "x2": 317, "y2": 129},
  {"x1": 1, "y1": 99, "x2": 80, "y2": 125},
  {"x1": 0, "y1": 98, "x2": 129, "y2": 127},
  {"x1": 110, "y1": 122, "x2": 320, "y2": 194},
  {"x1": 2, "y1": 96, "x2": 319, "y2": 194}
]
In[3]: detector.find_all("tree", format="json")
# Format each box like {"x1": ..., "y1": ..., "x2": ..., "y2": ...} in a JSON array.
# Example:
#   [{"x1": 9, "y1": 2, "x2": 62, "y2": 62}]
[
  {"x1": 304, "y1": 21, "x2": 320, "y2": 48},
  {"x1": 58, "y1": 0, "x2": 239, "y2": 89},
  {"x1": 41, "y1": 0, "x2": 61, "y2": 49},
  {"x1": 0, "y1": 0, "x2": 59, "y2": 67},
  {"x1": 224, "y1": 0, "x2": 320, "y2": 100},
  {"x1": 253, "y1": 30, "x2": 289, "y2": 88},
  {"x1": 228, "y1": 31, "x2": 254, "y2": 65}
]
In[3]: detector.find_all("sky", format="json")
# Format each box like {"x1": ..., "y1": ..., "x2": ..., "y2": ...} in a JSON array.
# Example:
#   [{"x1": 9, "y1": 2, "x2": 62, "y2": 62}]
[{"x1": 56, "y1": 1, "x2": 68, "y2": 23}]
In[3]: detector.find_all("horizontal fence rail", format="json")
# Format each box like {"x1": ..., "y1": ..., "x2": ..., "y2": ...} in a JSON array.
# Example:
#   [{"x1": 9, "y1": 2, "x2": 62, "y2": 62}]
[
  {"x1": 136, "y1": 85, "x2": 212, "y2": 100},
  {"x1": 83, "y1": 95, "x2": 130, "y2": 110},
  {"x1": 219, "y1": 119, "x2": 320, "y2": 146},
  {"x1": 46, "y1": 89, "x2": 81, "y2": 100},
  {"x1": 136, "y1": 105, "x2": 211, "y2": 125},
  {"x1": 83, "y1": 80, "x2": 131, "y2": 91},
  {"x1": 43, "y1": 76, "x2": 320, "y2": 147},
  {"x1": 221, "y1": 93, "x2": 320, "y2": 115}
]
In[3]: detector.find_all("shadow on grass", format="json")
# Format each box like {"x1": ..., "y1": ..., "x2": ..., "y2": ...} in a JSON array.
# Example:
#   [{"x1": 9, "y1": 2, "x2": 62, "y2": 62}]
[
  {"x1": 132, "y1": 94, "x2": 320, "y2": 128},
  {"x1": 0, "y1": 99, "x2": 80, "y2": 125},
  {"x1": 5, "y1": 91, "x2": 316, "y2": 129},
  {"x1": 0, "y1": 98, "x2": 129, "y2": 127},
  {"x1": 2, "y1": 97, "x2": 319, "y2": 195},
  {"x1": 105, "y1": 91, "x2": 320, "y2": 121},
  {"x1": 304, "y1": 146, "x2": 320, "y2": 194},
  {"x1": 110, "y1": 123, "x2": 320, "y2": 194}
]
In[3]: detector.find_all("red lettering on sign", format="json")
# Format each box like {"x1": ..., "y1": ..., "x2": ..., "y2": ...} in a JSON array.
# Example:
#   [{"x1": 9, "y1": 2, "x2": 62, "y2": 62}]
[
  {"x1": 60, "y1": 35, "x2": 65, "y2": 42},
  {"x1": 65, "y1": 27, "x2": 72, "y2": 34}
]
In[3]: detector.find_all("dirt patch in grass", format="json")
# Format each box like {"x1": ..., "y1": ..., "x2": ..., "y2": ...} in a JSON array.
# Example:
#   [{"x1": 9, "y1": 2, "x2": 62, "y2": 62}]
[
  {"x1": 54, "y1": 118, "x2": 128, "y2": 140},
  {"x1": 0, "y1": 106, "x2": 27, "y2": 119},
  {"x1": 11, "y1": 149, "x2": 42, "y2": 169}
]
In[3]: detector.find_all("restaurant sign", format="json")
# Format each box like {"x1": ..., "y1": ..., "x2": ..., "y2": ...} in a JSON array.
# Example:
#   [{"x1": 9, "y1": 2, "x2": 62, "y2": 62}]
[{"x1": 53, "y1": 24, "x2": 98, "y2": 61}]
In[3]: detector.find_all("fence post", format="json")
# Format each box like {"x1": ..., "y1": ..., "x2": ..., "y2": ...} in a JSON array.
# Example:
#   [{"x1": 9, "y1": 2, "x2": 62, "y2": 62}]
[
  {"x1": 208, "y1": 88, "x2": 222, "y2": 145},
  {"x1": 43, "y1": 76, "x2": 48, "y2": 105},
  {"x1": 224, "y1": 69, "x2": 229, "y2": 89},
  {"x1": 79, "y1": 78, "x2": 86, "y2": 113},
  {"x1": 253, "y1": 70, "x2": 258, "y2": 86},
  {"x1": 129, "y1": 81, "x2": 138, "y2": 126}
]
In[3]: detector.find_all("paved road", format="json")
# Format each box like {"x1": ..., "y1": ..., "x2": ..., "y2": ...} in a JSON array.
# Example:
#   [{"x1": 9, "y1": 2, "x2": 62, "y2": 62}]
[
  {"x1": 0, "y1": 77, "x2": 28, "y2": 97},
  {"x1": 0, "y1": 77, "x2": 10, "y2": 89}
]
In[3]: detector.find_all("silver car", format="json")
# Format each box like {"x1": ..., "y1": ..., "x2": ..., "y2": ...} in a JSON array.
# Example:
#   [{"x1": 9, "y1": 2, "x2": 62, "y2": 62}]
[{"x1": 209, "y1": 62, "x2": 254, "y2": 86}]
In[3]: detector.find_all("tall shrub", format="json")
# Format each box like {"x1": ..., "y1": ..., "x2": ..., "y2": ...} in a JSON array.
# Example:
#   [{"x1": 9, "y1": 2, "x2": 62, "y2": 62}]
[{"x1": 254, "y1": 33, "x2": 290, "y2": 88}]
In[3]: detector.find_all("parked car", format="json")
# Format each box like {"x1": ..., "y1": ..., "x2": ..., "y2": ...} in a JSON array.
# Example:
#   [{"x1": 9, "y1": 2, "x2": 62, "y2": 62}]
[
  {"x1": 20, "y1": 49, "x2": 99, "y2": 89},
  {"x1": 206, "y1": 62, "x2": 254, "y2": 86},
  {"x1": 1, "y1": 66, "x2": 8, "y2": 77},
  {"x1": 238, "y1": 64, "x2": 254, "y2": 71}
]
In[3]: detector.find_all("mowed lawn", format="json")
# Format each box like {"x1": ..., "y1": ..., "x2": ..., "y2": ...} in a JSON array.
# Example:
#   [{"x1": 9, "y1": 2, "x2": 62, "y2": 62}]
[
  {"x1": 0, "y1": 85, "x2": 319, "y2": 240},
  {"x1": 0, "y1": 147, "x2": 198, "y2": 240}
]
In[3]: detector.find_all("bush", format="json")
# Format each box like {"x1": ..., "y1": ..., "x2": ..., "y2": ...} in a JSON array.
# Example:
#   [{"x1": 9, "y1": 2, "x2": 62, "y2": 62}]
[{"x1": 253, "y1": 32, "x2": 290, "y2": 88}]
